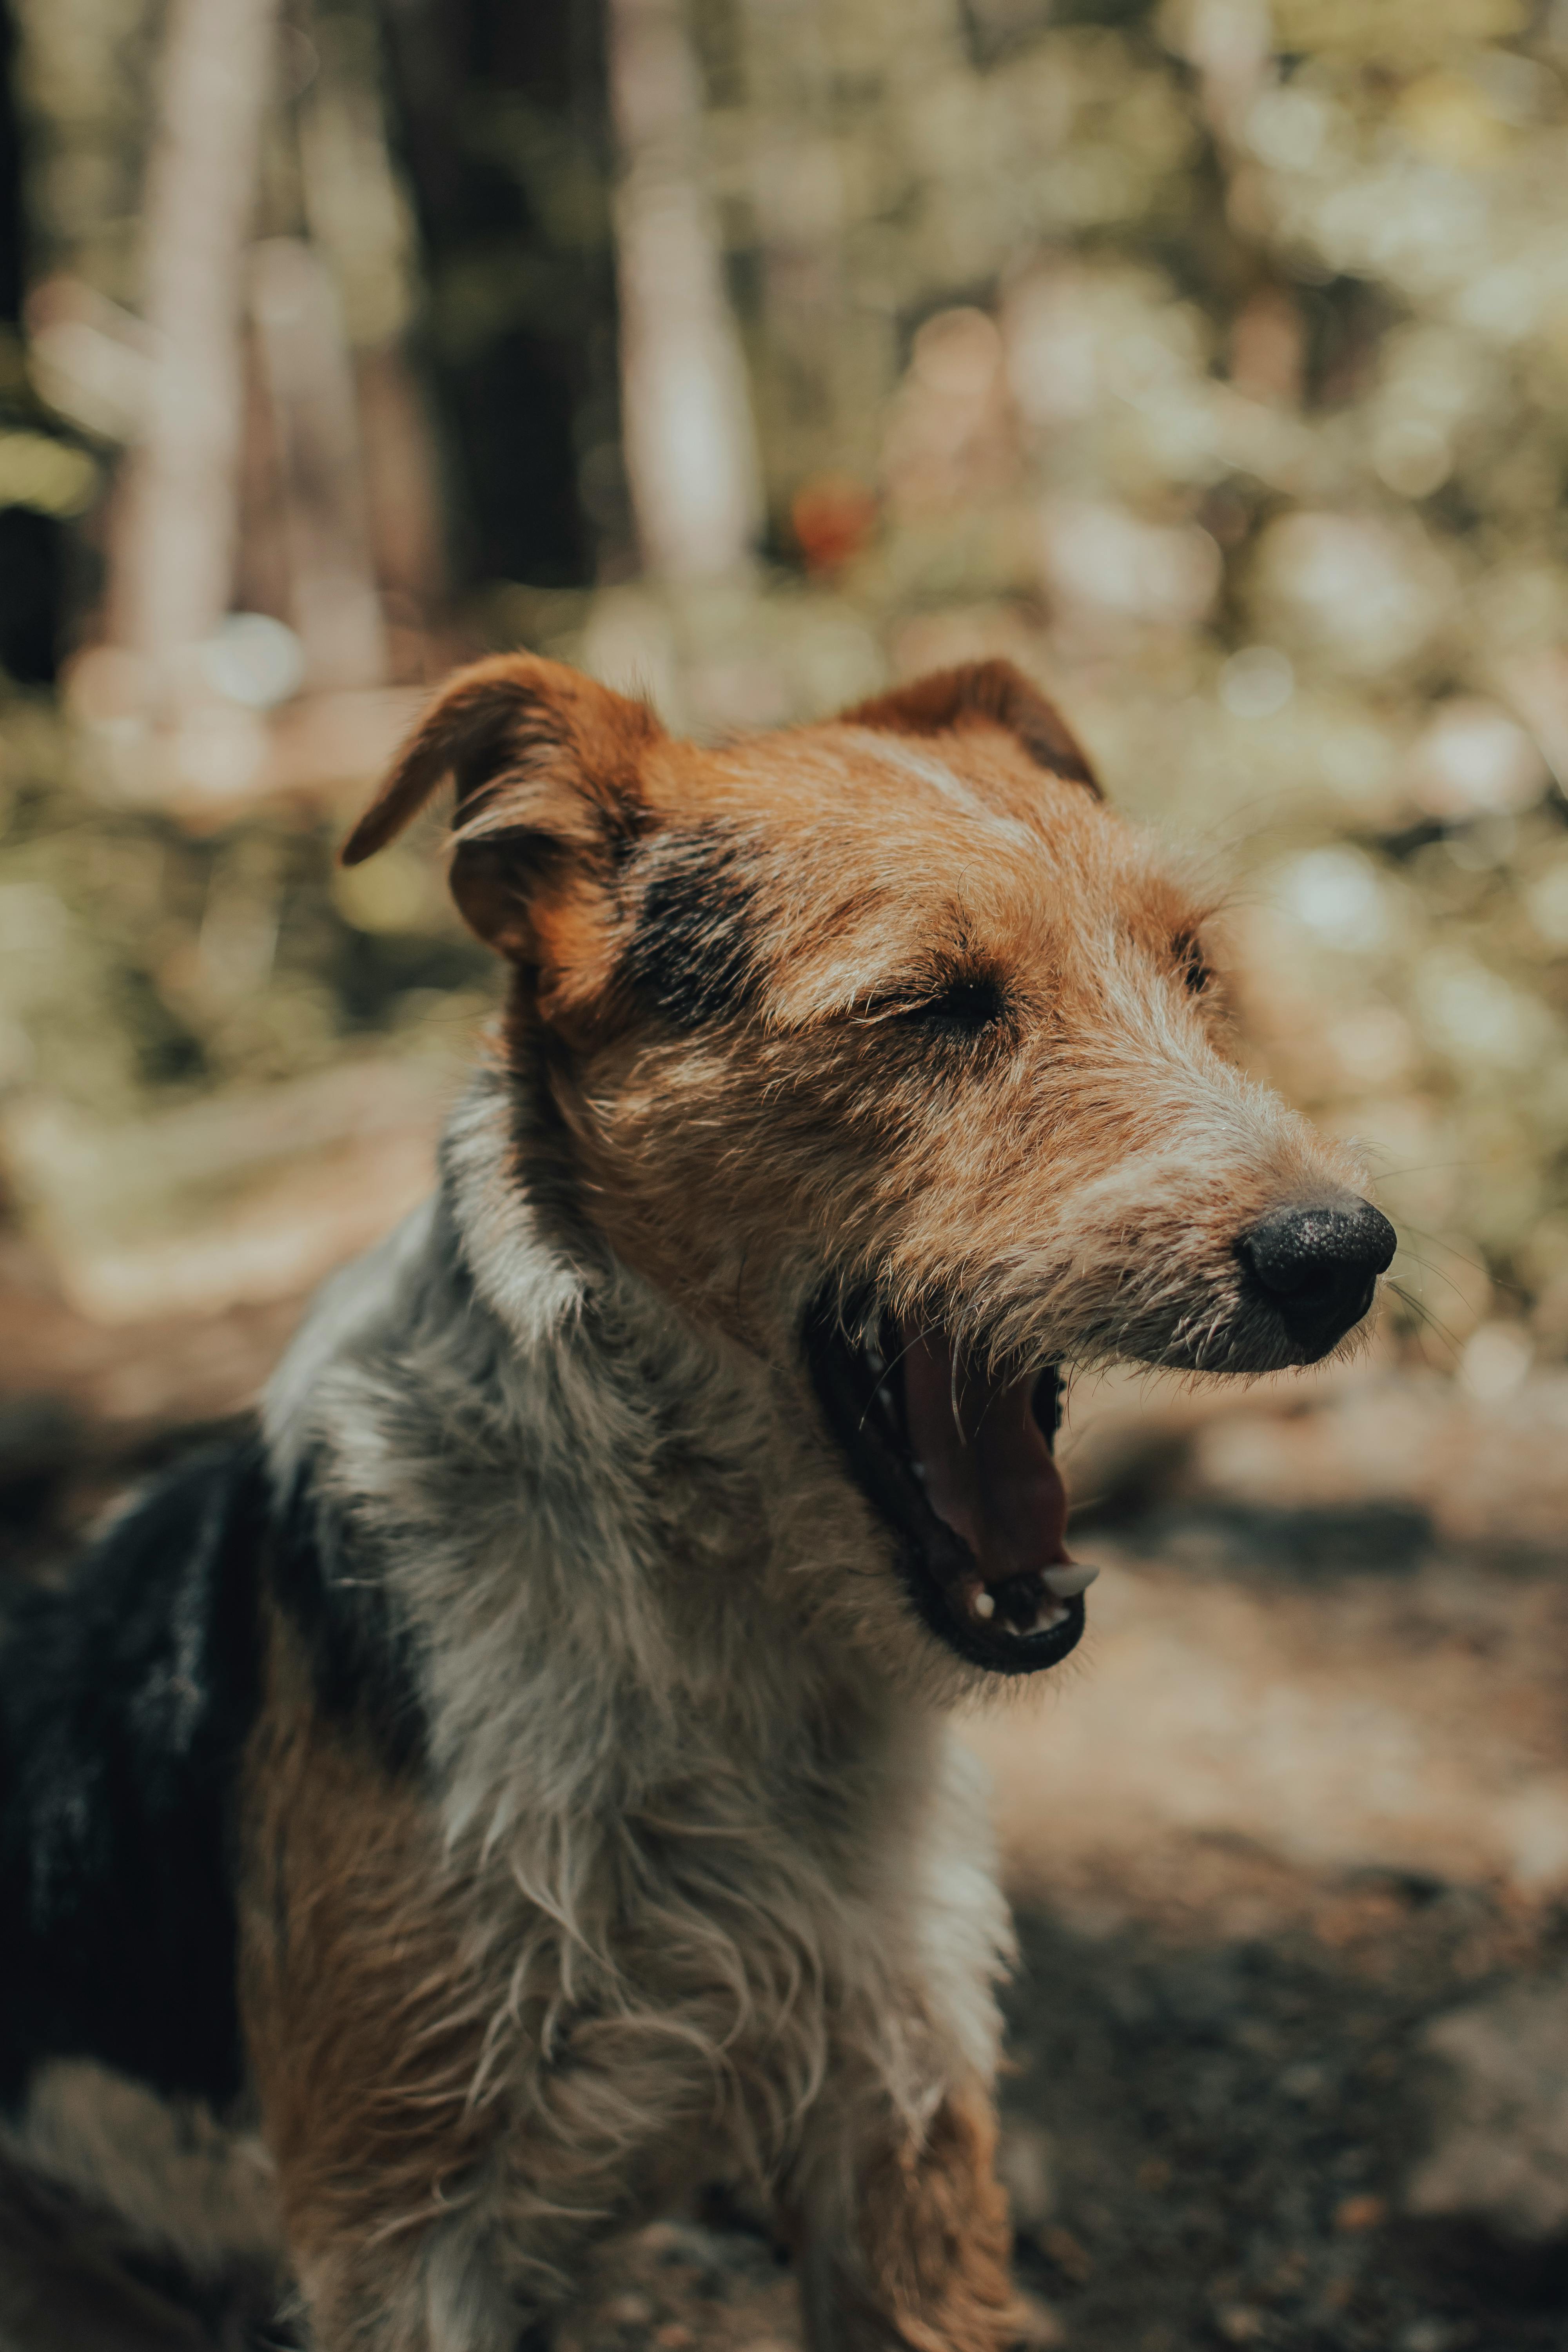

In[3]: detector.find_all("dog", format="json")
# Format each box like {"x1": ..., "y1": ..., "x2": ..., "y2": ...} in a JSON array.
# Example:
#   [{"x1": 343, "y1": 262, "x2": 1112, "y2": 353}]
[{"x1": 0, "y1": 656, "x2": 1394, "y2": 2350}]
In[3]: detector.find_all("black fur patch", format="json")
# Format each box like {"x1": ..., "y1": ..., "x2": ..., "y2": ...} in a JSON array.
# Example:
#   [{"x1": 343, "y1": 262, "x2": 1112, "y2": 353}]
[
  {"x1": 0, "y1": 1429, "x2": 429, "y2": 2114},
  {"x1": 623, "y1": 829, "x2": 761, "y2": 1029},
  {"x1": 269, "y1": 1465, "x2": 425, "y2": 1771},
  {"x1": 0, "y1": 1431, "x2": 267, "y2": 2109}
]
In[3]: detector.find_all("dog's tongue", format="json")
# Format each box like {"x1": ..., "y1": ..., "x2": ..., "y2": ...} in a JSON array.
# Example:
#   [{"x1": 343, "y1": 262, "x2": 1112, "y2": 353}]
[{"x1": 899, "y1": 1327, "x2": 1071, "y2": 1586}]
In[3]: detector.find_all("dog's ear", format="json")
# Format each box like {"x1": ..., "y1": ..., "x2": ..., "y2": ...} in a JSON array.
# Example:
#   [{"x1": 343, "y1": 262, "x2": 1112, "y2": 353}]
[
  {"x1": 341, "y1": 655, "x2": 663, "y2": 968},
  {"x1": 840, "y1": 660, "x2": 1100, "y2": 796}
]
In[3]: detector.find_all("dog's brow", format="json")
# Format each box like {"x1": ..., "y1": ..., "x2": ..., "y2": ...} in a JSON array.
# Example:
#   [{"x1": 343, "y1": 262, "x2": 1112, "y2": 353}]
[
  {"x1": 847, "y1": 730, "x2": 1034, "y2": 846},
  {"x1": 624, "y1": 828, "x2": 761, "y2": 1029}
]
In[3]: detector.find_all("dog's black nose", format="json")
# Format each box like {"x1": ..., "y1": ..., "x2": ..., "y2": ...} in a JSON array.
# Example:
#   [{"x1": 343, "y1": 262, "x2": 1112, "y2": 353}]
[{"x1": 1238, "y1": 1198, "x2": 1397, "y2": 1354}]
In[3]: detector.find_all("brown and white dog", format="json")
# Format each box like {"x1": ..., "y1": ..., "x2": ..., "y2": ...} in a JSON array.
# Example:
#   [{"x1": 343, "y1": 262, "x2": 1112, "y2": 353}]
[{"x1": 0, "y1": 658, "x2": 1394, "y2": 2349}]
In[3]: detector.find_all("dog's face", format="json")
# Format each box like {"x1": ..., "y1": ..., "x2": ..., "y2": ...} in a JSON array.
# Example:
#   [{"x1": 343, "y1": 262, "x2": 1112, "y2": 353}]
[{"x1": 345, "y1": 657, "x2": 1392, "y2": 1682}]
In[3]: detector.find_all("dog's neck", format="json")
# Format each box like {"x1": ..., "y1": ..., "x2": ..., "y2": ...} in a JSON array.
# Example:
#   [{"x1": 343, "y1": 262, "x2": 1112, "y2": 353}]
[
  {"x1": 267, "y1": 1045, "x2": 775, "y2": 1476},
  {"x1": 263, "y1": 1050, "x2": 902, "y2": 1845},
  {"x1": 261, "y1": 1049, "x2": 963, "y2": 2092}
]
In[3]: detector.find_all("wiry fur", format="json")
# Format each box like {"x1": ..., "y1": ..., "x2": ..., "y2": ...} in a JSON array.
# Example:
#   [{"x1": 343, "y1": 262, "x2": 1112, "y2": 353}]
[
  {"x1": 253, "y1": 1067, "x2": 1015, "y2": 2343},
  {"x1": 1, "y1": 657, "x2": 1382, "y2": 2349}
]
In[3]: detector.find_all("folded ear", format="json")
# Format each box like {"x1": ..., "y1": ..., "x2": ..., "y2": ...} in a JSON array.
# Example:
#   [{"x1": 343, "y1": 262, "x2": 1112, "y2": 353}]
[
  {"x1": 840, "y1": 659, "x2": 1100, "y2": 796},
  {"x1": 341, "y1": 655, "x2": 663, "y2": 966}
]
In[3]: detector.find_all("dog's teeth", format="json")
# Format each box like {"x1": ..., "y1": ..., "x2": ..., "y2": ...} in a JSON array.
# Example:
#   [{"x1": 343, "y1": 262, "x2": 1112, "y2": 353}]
[
  {"x1": 1042, "y1": 1563, "x2": 1098, "y2": 1599},
  {"x1": 1027, "y1": 1603, "x2": 1069, "y2": 1635},
  {"x1": 973, "y1": 1589, "x2": 996, "y2": 1620}
]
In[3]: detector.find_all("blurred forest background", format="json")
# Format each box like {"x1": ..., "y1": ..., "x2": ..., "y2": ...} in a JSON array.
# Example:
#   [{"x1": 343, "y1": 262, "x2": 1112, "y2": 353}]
[
  {"x1": 4, "y1": 0, "x2": 1568, "y2": 1367},
  {"x1": 13, "y1": 4, "x2": 1568, "y2": 2350}
]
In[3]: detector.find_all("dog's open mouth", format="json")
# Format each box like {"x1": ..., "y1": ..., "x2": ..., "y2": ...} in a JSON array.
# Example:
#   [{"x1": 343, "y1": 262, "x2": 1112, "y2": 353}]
[{"x1": 807, "y1": 1309, "x2": 1092, "y2": 1676}]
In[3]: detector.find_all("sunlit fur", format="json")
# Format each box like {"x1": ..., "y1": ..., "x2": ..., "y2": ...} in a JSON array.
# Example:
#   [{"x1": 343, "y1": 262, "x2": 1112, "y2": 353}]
[
  {"x1": 557, "y1": 719, "x2": 1361, "y2": 1387},
  {"x1": 172, "y1": 658, "x2": 1373, "y2": 2347}
]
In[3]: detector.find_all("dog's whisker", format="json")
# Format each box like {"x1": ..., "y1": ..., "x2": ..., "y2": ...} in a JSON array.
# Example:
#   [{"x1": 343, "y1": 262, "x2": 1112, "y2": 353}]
[{"x1": 1387, "y1": 1278, "x2": 1463, "y2": 1358}]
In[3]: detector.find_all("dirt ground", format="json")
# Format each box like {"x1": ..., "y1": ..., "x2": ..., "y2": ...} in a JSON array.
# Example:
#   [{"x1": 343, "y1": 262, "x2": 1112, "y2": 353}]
[{"x1": 4, "y1": 1254, "x2": 1568, "y2": 2352}]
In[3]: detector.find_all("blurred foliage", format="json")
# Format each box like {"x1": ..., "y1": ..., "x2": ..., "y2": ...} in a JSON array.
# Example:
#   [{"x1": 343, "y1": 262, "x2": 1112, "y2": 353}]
[
  {"x1": 651, "y1": 0, "x2": 1568, "y2": 1366},
  {"x1": 5, "y1": 0, "x2": 1568, "y2": 1377},
  {"x1": 0, "y1": 713, "x2": 490, "y2": 1116}
]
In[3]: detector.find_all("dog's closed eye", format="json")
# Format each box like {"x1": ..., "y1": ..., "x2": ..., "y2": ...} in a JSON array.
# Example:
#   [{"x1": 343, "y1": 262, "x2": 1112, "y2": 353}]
[
  {"x1": 1172, "y1": 932, "x2": 1211, "y2": 996},
  {"x1": 869, "y1": 970, "x2": 1010, "y2": 1037},
  {"x1": 914, "y1": 973, "x2": 1009, "y2": 1033}
]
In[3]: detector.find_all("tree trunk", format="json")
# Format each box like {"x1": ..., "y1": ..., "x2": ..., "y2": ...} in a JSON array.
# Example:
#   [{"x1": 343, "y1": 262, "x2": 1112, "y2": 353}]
[
  {"x1": 0, "y1": 0, "x2": 65, "y2": 685},
  {"x1": 607, "y1": 0, "x2": 763, "y2": 583},
  {"x1": 107, "y1": 0, "x2": 280, "y2": 697},
  {"x1": 250, "y1": 237, "x2": 387, "y2": 691},
  {"x1": 374, "y1": 0, "x2": 622, "y2": 592}
]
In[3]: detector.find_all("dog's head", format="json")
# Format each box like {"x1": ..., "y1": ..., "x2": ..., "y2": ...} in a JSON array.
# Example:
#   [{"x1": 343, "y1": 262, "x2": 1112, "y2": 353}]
[{"x1": 345, "y1": 655, "x2": 1392, "y2": 1682}]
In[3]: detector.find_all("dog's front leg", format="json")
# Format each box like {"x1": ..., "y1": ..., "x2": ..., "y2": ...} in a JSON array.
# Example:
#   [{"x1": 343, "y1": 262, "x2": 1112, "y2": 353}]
[
  {"x1": 240, "y1": 1637, "x2": 728, "y2": 2347},
  {"x1": 238, "y1": 1678, "x2": 514, "y2": 2347},
  {"x1": 238, "y1": 1640, "x2": 631, "y2": 2350},
  {"x1": 260, "y1": 2063, "x2": 694, "y2": 2352},
  {"x1": 791, "y1": 2076, "x2": 1016, "y2": 2352}
]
